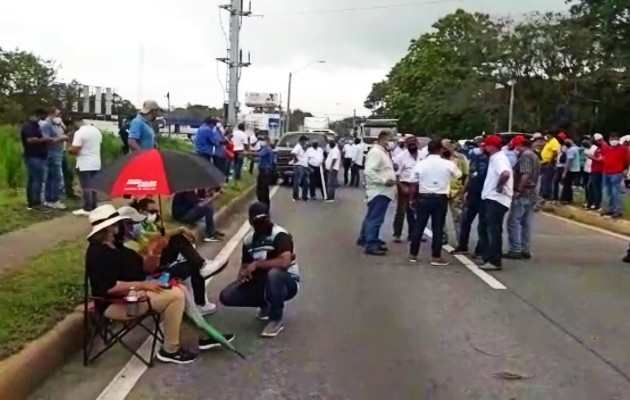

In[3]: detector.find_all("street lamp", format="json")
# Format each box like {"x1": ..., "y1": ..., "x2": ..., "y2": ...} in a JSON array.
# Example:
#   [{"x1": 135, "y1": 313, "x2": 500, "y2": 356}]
[
  {"x1": 507, "y1": 80, "x2": 516, "y2": 133},
  {"x1": 286, "y1": 60, "x2": 326, "y2": 133}
]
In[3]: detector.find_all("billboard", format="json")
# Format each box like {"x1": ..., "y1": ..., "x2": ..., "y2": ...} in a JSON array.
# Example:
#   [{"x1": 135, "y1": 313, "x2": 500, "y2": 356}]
[{"x1": 245, "y1": 92, "x2": 279, "y2": 107}]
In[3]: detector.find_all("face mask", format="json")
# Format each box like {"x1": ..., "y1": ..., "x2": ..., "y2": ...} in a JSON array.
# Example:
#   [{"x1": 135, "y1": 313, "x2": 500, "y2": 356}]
[
  {"x1": 408, "y1": 146, "x2": 418, "y2": 154},
  {"x1": 312, "y1": 144, "x2": 319, "y2": 149},
  {"x1": 52, "y1": 117, "x2": 62, "y2": 125},
  {"x1": 147, "y1": 213, "x2": 157, "y2": 223},
  {"x1": 443, "y1": 150, "x2": 452, "y2": 159},
  {"x1": 610, "y1": 140, "x2": 620, "y2": 146},
  {"x1": 473, "y1": 147, "x2": 483, "y2": 155},
  {"x1": 387, "y1": 142, "x2": 395, "y2": 151},
  {"x1": 398, "y1": 143, "x2": 405, "y2": 148}
]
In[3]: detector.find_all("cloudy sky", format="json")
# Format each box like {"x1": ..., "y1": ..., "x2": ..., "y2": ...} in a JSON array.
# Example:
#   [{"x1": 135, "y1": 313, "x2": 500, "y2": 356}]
[{"x1": 1, "y1": 0, "x2": 568, "y2": 119}]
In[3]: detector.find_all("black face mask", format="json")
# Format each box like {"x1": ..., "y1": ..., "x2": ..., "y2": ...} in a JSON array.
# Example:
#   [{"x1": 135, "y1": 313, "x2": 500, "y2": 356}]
[
  {"x1": 408, "y1": 146, "x2": 418, "y2": 154},
  {"x1": 398, "y1": 143, "x2": 405, "y2": 148},
  {"x1": 443, "y1": 150, "x2": 452, "y2": 159},
  {"x1": 313, "y1": 144, "x2": 319, "y2": 149}
]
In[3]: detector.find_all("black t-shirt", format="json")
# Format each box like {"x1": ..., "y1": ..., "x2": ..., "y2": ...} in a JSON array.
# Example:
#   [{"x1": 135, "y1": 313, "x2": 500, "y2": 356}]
[
  {"x1": 86, "y1": 243, "x2": 146, "y2": 309},
  {"x1": 20, "y1": 120, "x2": 47, "y2": 159},
  {"x1": 241, "y1": 231, "x2": 293, "y2": 265}
]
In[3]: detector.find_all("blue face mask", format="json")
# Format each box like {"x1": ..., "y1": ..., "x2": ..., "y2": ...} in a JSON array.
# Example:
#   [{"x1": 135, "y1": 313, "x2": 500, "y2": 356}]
[{"x1": 127, "y1": 223, "x2": 143, "y2": 240}]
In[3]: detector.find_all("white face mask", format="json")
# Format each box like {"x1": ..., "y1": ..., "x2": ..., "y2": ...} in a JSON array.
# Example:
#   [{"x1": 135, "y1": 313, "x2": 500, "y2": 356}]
[
  {"x1": 387, "y1": 142, "x2": 395, "y2": 151},
  {"x1": 473, "y1": 147, "x2": 483, "y2": 155},
  {"x1": 52, "y1": 117, "x2": 62, "y2": 125},
  {"x1": 610, "y1": 140, "x2": 620, "y2": 146},
  {"x1": 146, "y1": 213, "x2": 157, "y2": 223}
]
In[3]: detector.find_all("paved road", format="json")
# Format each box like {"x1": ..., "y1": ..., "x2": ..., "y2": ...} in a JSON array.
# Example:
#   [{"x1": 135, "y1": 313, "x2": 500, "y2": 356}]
[{"x1": 34, "y1": 187, "x2": 630, "y2": 399}]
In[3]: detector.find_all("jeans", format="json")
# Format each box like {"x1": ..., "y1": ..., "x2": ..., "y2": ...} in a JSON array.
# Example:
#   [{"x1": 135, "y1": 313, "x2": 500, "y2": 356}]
[
  {"x1": 292, "y1": 165, "x2": 310, "y2": 200},
  {"x1": 343, "y1": 158, "x2": 352, "y2": 185},
  {"x1": 44, "y1": 154, "x2": 63, "y2": 203},
  {"x1": 220, "y1": 269, "x2": 298, "y2": 322},
  {"x1": 409, "y1": 194, "x2": 448, "y2": 258},
  {"x1": 77, "y1": 170, "x2": 99, "y2": 211},
  {"x1": 309, "y1": 166, "x2": 326, "y2": 199},
  {"x1": 560, "y1": 170, "x2": 576, "y2": 203},
  {"x1": 176, "y1": 204, "x2": 216, "y2": 237},
  {"x1": 552, "y1": 167, "x2": 563, "y2": 201},
  {"x1": 392, "y1": 183, "x2": 415, "y2": 239},
  {"x1": 350, "y1": 164, "x2": 361, "y2": 187},
  {"x1": 480, "y1": 199, "x2": 508, "y2": 267},
  {"x1": 539, "y1": 164, "x2": 554, "y2": 200},
  {"x1": 327, "y1": 169, "x2": 339, "y2": 200},
  {"x1": 507, "y1": 197, "x2": 535, "y2": 253},
  {"x1": 603, "y1": 173, "x2": 624, "y2": 215},
  {"x1": 25, "y1": 157, "x2": 46, "y2": 207},
  {"x1": 256, "y1": 168, "x2": 273, "y2": 209},
  {"x1": 358, "y1": 195, "x2": 391, "y2": 251},
  {"x1": 456, "y1": 196, "x2": 483, "y2": 253},
  {"x1": 588, "y1": 172, "x2": 603, "y2": 208},
  {"x1": 233, "y1": 152, "x2": 245, "y2": 180}
]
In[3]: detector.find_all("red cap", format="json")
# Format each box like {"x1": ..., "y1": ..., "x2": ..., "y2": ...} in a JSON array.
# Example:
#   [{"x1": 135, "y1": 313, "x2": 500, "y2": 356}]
[
  {"x1": 557, "y1": 132, "x2": 567, "y2": 140},
  {"x1": 511, "y1": 135, "x2": 526, "y2": 146},
  {"x1": 483, "y1": 134, "x2": 502, "y2": 148}
]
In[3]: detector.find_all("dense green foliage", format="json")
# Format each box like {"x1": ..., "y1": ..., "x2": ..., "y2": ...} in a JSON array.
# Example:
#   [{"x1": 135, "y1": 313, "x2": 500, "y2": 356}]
[{"x1": 365, "y1": 1, "x2": 630, "y2": 139}]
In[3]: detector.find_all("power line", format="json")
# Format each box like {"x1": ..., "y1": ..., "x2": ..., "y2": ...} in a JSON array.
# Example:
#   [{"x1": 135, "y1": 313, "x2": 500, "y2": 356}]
[{"x1": 262, "y1": 0, "x2": 465, "y2": 17}]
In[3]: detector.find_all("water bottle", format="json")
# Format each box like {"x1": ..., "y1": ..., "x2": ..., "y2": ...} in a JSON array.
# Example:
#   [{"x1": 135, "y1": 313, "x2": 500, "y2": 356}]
[{"x1": 126, "y1": 286, "x2": 139, "y2": 317}]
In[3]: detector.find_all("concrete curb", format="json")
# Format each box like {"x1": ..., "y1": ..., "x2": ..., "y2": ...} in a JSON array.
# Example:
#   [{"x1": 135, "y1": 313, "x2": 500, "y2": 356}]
[
  {"x1": 542, "y1": 204, "x2": 630, "y2": 237},
  {"x1": 0, "y1": 184, "x2": 257, "y2": 400}
]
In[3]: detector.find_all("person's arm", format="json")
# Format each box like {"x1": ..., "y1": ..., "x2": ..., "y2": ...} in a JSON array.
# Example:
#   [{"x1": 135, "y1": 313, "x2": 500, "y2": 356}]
[
  {"x1": 245, "y1": 233, "x2": 293, "y2": 272},
  {"x1": 449, "y1": 160, "x2": 463, "y2": 180},
  {"x1": 127, "y1": 118, "x2": 143, "y2": 151},
  {"x1": 24, "y1": 124, "x2": 50, "y2": 144},
  {"x1": 68, "y1": 128, "x2": 83, "y2": 155}
]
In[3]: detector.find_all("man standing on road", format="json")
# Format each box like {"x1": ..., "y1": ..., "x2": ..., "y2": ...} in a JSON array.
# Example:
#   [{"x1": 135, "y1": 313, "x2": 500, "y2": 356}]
[
  {"x1": 409, "y1": 139, "x2": 462, "y2": 265},
  {"x1": 342, "y1": 139, "x2": 354, "y2": 186},
  {"x1": 306, "y1": 141, "x2": 325, "y2": 200},
  {"x1": 350, "y1": 138, "x2": 364, "y2": 187},
  {"x1": 325, "y1": 139, "x2": 342, "y2": 202},
  {"x1": 505, "y1": 138, "x2": 540, "y2": 260},
  {"x1": 585, "y1": 133, "x2": 607, "y2": 210},
  {"x1": 244, "y1": 135, "x2": 275, "y2": 209},
  {"x1": 41, "y1": 107, "x2": 70, "y2": 210},
  {"x1": 539, "y1": 131, "x2": 561, "y2": 202},
  {"x1": 21, "y1": 108, "x2": 50, "y2": 210},
  {"x1": 128, "y1": 100, "x2": 160, "y2": 151},
  {"x1": 231, "y1": 123, "x2": 248, "y2": 180},
  {"x1": 601, "y1": 132, "x2": 629, "y2": 219},
  {"x1": 291, "y1": 135, "x2": 310, "y2": 201},
  {"x1": 479, "y1": 135, "x2": 514, "y2": 271},
  {"x1": 220, "y1": 202, "x2": 300, "y2": 338},
  {"x1": 560, "y1": 137, "x2": 580, "y2": 204},
  {"x1": 392, "y1": 135, "x2": 420, "y2": 243},
  {"x1": 68, "y1": 118, "x2": 102, "y2": 216},
  {"x1": 357, "y1": 131, "x2": 396, "y2": 256}
]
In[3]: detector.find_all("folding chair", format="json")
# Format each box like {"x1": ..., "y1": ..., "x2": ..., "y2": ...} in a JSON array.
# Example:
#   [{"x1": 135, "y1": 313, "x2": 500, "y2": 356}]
[{"x1": 83, "y1": 268, "x2": 164, "y2": 367}]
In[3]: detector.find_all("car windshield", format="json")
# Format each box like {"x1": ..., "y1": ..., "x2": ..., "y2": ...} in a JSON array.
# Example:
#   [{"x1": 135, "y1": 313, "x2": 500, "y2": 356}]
[{"x1": 278, "y1": 133, "x2": 328, "y2": 148}]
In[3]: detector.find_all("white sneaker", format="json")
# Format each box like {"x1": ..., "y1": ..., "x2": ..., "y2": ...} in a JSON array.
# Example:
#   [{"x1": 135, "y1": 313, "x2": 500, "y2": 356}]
[
  {"x1": 53, "y1": 201, "x2": 67, "y2": 210},
  {"x1": 200, "y1": 259, "x2": 225, "y2": 279},
  {"x1": 72, "y1": 209, "x2": 90, "y2": 216},
  {"x1": 198, "y1": 302, "x2": 217, "y2": 316},
  {"x1": 44, "y1": 202, "x2": 56, "y2": 209}
]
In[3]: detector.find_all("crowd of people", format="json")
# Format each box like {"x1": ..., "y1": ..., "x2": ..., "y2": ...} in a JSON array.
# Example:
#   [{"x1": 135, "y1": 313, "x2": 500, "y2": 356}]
[{"x1": 357, "y1": 128, "x2": 630, "y2": 269}]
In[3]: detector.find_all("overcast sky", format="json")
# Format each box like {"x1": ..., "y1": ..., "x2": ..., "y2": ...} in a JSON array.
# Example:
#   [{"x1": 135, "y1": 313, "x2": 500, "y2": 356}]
[{"x1": 1, "y1": 0, "x2": 568, "y2": 119}]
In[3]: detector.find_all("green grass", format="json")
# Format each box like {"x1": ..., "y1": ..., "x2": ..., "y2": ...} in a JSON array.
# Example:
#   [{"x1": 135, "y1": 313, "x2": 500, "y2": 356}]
[
  {"x1": 0, "y1": 192, "x2": 82, "y2": 235},
  {"x1": 0, "y1": 174, "x2": 253, "y2": 360},
  {"x1": 572, "y1": 191, "x2": 630, "y2": 219}
]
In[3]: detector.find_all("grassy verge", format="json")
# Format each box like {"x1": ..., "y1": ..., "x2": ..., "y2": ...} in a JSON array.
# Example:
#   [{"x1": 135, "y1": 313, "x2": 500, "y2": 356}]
[
  {"x1": 0, "y1": 172, "x2": 253, "y2": 360},
  {"x1": 0, "y1": 192, "x2": 82, "y2": 235},
  {"x1": 571, "y1": 191, "x2": 630, "y2": 219}
]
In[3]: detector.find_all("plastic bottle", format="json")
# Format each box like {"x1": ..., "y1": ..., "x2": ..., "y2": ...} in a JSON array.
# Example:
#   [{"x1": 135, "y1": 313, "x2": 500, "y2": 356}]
[{"x1": 126, "y1": 286, "x2": 139, "y2": 317}]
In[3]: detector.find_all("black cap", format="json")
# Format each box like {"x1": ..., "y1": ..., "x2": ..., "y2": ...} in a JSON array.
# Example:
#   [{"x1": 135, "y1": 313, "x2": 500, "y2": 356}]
[{"x1": 248, "y1": 202, "x2": 269, "y2": 220}]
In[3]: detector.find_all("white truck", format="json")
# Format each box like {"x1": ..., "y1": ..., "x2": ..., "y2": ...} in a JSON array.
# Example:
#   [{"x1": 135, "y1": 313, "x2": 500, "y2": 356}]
[{"x1": 359, "y1": 119, "x2": 398, "y2": 153}]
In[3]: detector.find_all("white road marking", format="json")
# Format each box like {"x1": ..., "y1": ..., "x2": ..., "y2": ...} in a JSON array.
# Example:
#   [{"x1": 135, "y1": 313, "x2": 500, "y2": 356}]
[
  {"x1": 96, "y1": 186, "x2": 279, "y2": 400},
  {"x1": 423, "y1": 229, "x2": 508, "y2": 290},
  {"x1": 541, "y1": 211, "x2": 630, "y2": 241}
]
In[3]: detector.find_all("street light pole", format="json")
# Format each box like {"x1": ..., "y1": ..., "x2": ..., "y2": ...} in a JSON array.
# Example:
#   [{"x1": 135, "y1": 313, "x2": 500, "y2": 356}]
[
  {"x1": 508, "y1": 82, "x2": 515, "y2": 133},
  {"x1": 285, "y1": 60, "x2": 325, "y2": 133}
]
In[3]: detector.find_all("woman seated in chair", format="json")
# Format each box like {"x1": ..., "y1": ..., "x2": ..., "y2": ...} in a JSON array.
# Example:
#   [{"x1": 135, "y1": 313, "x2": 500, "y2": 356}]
[{"x1": 86, "y1": 204, "x2": 233, "y2": 365}]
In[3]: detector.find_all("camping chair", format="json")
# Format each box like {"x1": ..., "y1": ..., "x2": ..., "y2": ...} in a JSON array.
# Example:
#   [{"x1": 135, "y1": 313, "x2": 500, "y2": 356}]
[{"x1": 83, "y1": 268, "x2": 164, "y2": 367}]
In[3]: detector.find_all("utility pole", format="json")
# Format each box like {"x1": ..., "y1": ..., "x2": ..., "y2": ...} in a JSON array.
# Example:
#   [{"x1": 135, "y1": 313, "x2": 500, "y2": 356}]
[
  {"x1": 508, "y1": 82, "x2": 515, "y2": 133},
  {"x1": 285, "y1": 73, "x2": 292, "y2": 133},
  {"x1": 218, "y1": 0, "x2": 251, "y2": 126}
]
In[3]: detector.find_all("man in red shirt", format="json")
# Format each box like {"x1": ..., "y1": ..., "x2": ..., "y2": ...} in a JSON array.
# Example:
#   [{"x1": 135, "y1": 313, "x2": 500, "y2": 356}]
[
  {"x1": 601, "y1": 133, "x2": 629, "y2": 218},
  {"x1": 586, "y1": 133, "x2": 608, "y2": 210}
]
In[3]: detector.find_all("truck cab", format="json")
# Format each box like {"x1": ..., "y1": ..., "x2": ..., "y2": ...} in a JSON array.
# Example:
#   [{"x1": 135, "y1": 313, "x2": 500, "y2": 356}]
[{"x1": 359, "y1": 119, "x2": 398, "y2": 153}]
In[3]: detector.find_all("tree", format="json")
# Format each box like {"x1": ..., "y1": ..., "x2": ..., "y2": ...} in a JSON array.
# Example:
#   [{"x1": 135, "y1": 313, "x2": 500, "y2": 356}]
[{"x1": 288, "y1": 109, "x2": 313, "y2": 131}]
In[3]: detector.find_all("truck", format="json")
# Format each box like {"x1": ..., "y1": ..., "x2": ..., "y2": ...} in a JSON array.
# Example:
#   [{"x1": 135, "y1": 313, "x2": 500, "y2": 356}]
[
  {"x1": 304, "y1": 117, "x2": 330, "y2": 131},
  {"x1": 358, "y1": 119, "x2": 398, "y2": 153}
]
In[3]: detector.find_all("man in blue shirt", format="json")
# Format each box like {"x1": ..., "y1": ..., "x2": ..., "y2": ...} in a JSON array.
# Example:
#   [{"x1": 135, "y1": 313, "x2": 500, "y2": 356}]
[
  {"x1": 245, "y1": 135, "x2": 275, "y2": 209},
  {"x1": 128, "y1": 100, "x2": 160, "y2": 151},
  {"x1": 195, "y1": 117, "x2": 228, "y2": 173},
  {"x1": 40, "y1": 108, "x2": 69, "y2": 209},
  {"x1": 451, "y1": 142, "x2": 489, "y2": 257},
  {"x1": 21, "y1": 108, "x2": 50, "y2": 209}
]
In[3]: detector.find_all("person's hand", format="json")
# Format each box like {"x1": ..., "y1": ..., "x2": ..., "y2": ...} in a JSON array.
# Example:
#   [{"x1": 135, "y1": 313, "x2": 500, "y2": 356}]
[
  {"x1": 140, "y1": 282, "x2": 165, "y2": 293},
  {"x1": 496, "y1": 186, "x2": 504, "y2": 194},
  {"x1": 237, "y1": 262, "x2": 257, "y2": 284},
  {"x1": 179, "y1": 227, "x2": 196, "y2": 243}
]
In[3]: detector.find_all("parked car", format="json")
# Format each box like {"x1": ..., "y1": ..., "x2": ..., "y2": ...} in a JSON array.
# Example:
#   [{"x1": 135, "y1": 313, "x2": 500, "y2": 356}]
[{"x1": 274, "y1": 132, "x2": 330, "y2": 185}]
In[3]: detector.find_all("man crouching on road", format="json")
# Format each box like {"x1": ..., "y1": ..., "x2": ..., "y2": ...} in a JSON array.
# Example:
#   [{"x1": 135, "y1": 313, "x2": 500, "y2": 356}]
[{"x1": 219, "y1": 202, "x2": 300, "y2": 338}]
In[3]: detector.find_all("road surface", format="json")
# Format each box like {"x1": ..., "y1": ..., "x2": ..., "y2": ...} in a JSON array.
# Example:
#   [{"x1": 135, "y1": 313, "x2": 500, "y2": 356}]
[{"x1": 34, "y1": 187, "x2": 630, "y2": 399}]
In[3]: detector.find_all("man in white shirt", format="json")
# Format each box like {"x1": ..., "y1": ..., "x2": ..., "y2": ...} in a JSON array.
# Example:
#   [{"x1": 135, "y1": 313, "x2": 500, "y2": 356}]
[
  {"x1": 342, "y1": 140, "x2": 355, "y2": 185},
  {"x1": 306, "y1": 141, "x2": 326, "y2": 200},
  {"x1": 479, "y1": 134, "x2": 514, "y2": 271},
  {"x1": 291, "y1": 135, "x2": 310, "y2": 201},
  {"x1": 357, "y1": 131, "x2": 396, "y2": 256},
  {"x1": 350, "y1": 138, "x2": 364, "y2": 187},
  {"x1": 409, "y1": 139, "x2": 462, "y2": 265},
  {"x1": 247, "y1": 128, "x2": 260, "y2": 174},
  {"x1": 325, "y1": 139, "x2": 342, "y2": 202},
  {"x1": 393, "y1": 137, "x2": 405, "y2": 158},
  {"x1": 68, "y1": 118, "x2": 102, "y2": 216},
  {"x1": 392, "y1": 136, "x2": 420, "y2": 242},
  {"x1": 231, "y1": 123, "x2": 249, "y2": 181}
]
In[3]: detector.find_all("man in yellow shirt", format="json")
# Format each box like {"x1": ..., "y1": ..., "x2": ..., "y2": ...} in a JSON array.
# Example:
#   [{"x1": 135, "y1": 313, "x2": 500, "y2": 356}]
[
  {"x1": 441, "y1": 140, "x2": 470, "y2": 245},
  {"x1": 539, "y1": 131, "x2": 565, "y2": 201}
]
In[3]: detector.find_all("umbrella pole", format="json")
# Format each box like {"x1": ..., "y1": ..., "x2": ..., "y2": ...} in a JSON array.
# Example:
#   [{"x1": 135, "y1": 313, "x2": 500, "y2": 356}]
[{"x1": 158, "y1": 195, "x2": 166, "y2": 236}]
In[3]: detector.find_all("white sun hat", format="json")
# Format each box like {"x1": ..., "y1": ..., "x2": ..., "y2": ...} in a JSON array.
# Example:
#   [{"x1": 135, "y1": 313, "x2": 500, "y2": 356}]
[
  {"x1": 87, "y1": 204, "x2": 130, "y2": 239},
  {"x1": 117, "y1": 205, "x2": 147, "y2": 223}
]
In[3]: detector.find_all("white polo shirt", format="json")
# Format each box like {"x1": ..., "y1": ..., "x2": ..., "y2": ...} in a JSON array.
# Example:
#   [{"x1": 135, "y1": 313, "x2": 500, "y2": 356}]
[
  {"x1": 481, "y1": 151, "x2": 514, "y2": 208},
  {"x1": 325, "y1": 146, "x2": 342, "y2": 171},
  {"x1": 393, "y1": 145, "x2": 405, "y2": 159},
  {"x1": 291, "y1": 144, "x2": 309, "y2": 167},
  {"x1": 352, "y1": 143, "x2": 365, "y2": 166},
  {"x1": 231, "y1": 129, "x2": 248, "y2": 151},
  {"x1": 412, "y1": 154, "x2": 462, "y2": 194},
  {"x1": 306, "y1": 146, "x2": 324, "y2": 167},
  {"x1": 394, "y1": 149, "x2": 420, "y2": 183},
  {"x1": 72, "y1": 124, "x2": 102, "y2": 171},
  {"x1": 343, "y1": 143, "x2": 354, "y2": 159}
]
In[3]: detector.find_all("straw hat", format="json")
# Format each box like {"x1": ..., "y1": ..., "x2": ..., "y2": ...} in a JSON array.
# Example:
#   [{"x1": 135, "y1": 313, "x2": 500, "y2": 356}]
[{"x1": 87, "y1": 204, "x2": 129, "y2": 239}]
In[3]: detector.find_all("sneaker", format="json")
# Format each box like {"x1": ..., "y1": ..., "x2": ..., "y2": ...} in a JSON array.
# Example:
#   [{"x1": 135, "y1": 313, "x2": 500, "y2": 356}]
[
  {"x1": 503, "y1": 251, "x2": 523, "y2": 260},
  {"x1": 479, "y1": 263, "x2": 503, "y2": 271},
  {"x1": 521, "y1": 251, "x2": 532, "y2": 260},
  {"x1": 72, "y1": 209, "x2": 90, "y2": 216},
  {"x1": 156, "y1": 347, "x2": 197, "y2": 365},
  {"x1": 409, "y1": 256, "x2": 418, "y2": 263},
  {"x1": 431, "y1": 258, "x2": 449, "y2": 266},
  {"x1": 43, "y1": 202, "x2": 56, "y2": 209},
  {"x1": 199, "y1": 333, "x2": 235, "y2": 350},
  {"x1": 325, "y1": 199, "x2": 336, "y2": 203},
  {"x1": 622, "y1": 255, "x2": 630, "y2": 264},
  {"x1": 450, "y1": 246, "x2": 468, "y2": 255},
  {"x1": 197, "y1": 302, "x2": 217, "y2": 316},
  {"x1": 256, "y1": 308, "x2": 270, "y2": 321},
  {"x1": 393, "y1": 236, "x2": 402, "y2": 244},
  {"x1": 204, "y1": 235, "x2": 223, "y2": 242},
  {"x1": 261, "y1": 320, "x2": 285, "y2": 338},
  {"x1": 201, "y1": 259, "x2": 227, "y2": 279},
  {"x1": 365, "y1": 248, "x2": 387, "y2": 256},
  {"x1": 215, "y1": 231, "x2": 226, "y2": 238},
  {"x1": 52, "y1": 201, "x2": 67, "y2": 210}
]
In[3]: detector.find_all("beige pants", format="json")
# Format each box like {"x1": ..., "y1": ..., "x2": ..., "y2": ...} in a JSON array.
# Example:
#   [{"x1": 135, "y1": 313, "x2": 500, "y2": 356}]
[{"x1": 104, "y1": 287, "x2": 185, "y2": 353}]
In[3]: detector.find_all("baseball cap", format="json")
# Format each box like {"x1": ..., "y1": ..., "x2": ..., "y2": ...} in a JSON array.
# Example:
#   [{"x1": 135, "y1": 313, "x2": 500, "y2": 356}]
[
  {"x1": 139, "y1": 100, "x2": 161, "y2": 114},
  {"x1": 593, "y1": 133, "x2": 604, "y2": 141},
  {"x1": 248, "y1": 202, "x2": 270, "y2": 221},
  {"x1": 532, "y1": 132, "x2": 543, "y2": 140},
  {"x1": 483, "y1": 134, "x2": 502, "y2": 148},
  {"x1": 511, "y1": 135, "x2": 526, "y2": 146},
  {"x1": 557, "y1": 132, "x2": 567, "y2": 140}
]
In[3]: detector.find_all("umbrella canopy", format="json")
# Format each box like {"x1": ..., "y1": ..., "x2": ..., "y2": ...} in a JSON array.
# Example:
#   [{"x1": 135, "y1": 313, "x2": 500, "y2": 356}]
[{"x1": 91, "y1": 149, "x2": 226, "y2": 196}]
